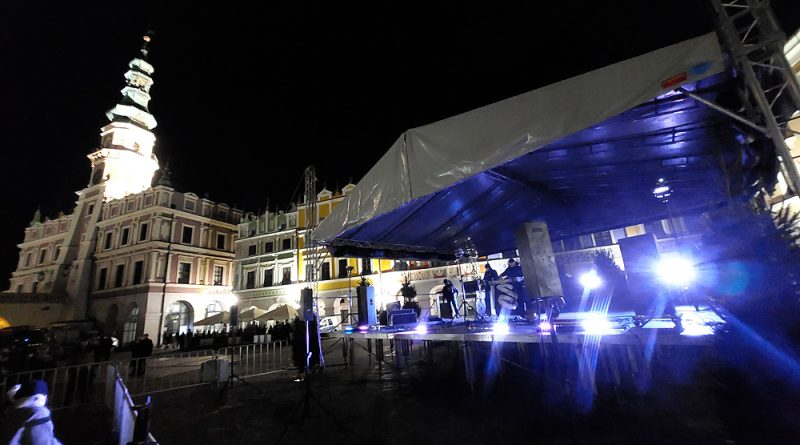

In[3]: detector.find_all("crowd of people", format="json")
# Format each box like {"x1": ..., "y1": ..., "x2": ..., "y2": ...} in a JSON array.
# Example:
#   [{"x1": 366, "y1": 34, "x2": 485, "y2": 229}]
[{"x1": 161, "y1": 320, "x2": 296, "y2": 352}]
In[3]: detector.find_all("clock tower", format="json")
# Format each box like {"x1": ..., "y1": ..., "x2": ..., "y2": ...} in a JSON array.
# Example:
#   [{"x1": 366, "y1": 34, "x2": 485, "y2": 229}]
[{"x1": 88, "y1": 32, "x2": 160, "y2": 201}]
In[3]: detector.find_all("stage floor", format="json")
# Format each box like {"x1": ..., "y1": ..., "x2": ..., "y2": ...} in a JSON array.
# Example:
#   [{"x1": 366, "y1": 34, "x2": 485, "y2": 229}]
[{"x1": 326, "y1": 305, "x2": 725, "y2": 346}]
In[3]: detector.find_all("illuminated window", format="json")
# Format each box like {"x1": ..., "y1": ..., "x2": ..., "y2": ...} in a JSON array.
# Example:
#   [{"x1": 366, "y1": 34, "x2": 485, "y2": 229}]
[{"x1": 213, "y1": 266, "x2": 224, "y2": 286}]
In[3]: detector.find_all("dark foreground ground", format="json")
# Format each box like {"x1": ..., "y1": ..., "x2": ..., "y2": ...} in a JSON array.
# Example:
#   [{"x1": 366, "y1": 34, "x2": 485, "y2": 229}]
[{"x1": 49, "y1": 336, "x2": 800, "y2": 445}]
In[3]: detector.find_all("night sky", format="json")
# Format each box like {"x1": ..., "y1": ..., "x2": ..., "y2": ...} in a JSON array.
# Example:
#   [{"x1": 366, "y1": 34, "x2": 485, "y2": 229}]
[{"x1": 2, "y1": 1, "x2": 799, "y2": 287}]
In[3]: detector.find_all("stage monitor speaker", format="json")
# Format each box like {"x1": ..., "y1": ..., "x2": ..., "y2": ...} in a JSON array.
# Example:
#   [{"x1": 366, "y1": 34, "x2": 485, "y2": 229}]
[
  {"x1": 301, "y1": 288, "x2": 314, "y2": 321},
  {"x1": 617, "y1": 233, "x2": 659, "y2": 315},
  {"x1": 439, "y1": 302, "x2": 453, "y2": 319},
  {"x1": 355, "y1": 286, "x2": 377, "y2": 325},
  {"x1": 389, "y1": 309, "x2": 417, "y2": 326},
  {"x1": 514, "y1": 221, "x2": 564, "y2": 299}
]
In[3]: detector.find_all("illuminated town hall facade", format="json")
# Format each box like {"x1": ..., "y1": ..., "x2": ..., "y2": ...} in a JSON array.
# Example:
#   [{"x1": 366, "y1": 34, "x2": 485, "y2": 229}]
[{"x1": 3, "y1": 36, "x2": 242, "y2": 343}]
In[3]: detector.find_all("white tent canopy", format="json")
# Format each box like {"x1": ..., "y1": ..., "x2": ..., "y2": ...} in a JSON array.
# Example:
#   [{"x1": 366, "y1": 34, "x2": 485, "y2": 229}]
[{"x1": 314, "y1": 33, "x2": 731, "y2": 258}]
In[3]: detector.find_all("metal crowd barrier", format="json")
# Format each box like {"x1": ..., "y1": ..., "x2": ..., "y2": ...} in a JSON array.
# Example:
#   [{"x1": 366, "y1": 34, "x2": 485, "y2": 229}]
[
  {"x1": 121, "y1": 341, "x2": 288, "y2": 396},
  {"x1": 1, "y1": 341, "x2": 290, "y2": 408}
]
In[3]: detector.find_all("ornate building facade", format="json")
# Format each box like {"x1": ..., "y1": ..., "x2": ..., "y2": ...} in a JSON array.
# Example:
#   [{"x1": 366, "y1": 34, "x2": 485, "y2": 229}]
[{"x1": 2, "y1": 35, "x2": 242, "y2": 344}]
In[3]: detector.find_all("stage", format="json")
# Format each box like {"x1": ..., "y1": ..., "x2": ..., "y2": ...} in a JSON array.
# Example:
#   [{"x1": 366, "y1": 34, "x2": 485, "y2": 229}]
[{"x1": 326, "y1": 305, "x2": 725, "y2": 347}]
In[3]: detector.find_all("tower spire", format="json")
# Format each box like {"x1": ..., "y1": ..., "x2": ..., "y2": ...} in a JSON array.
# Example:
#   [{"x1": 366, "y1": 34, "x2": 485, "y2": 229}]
[
  {"x1": 87, "y1": 32, "x2": 161, "y2": 200},
  {"x1": 105, "y1": 32, "x2": 158, "y2": 130}
]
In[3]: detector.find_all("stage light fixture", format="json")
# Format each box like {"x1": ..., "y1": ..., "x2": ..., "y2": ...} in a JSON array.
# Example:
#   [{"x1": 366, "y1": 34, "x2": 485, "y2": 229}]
[
  {"x1": 492, "y1": 322, "x2": 510, "y2": 335},
  {"x1": 579, "y1": 270, "x2": 602, "y2": 290},
  {"x1": 655, "y1": 254, "x2": 696, "y2": 287},
  {"x1": 581, "y1": 313, "x2": 612, "y2": 334},
  {"x1": 415, "y1": 324, "x2": 428, "y2": 334},
  {"x1": 357, "y1": 324, "x2": 369, "y2": 332},
  {"x1": 343, "y1": 325, "x2": 355, "y2": 334},
  {"x1": 538, "y1": 321, "x2": 552, "y2": 332}
]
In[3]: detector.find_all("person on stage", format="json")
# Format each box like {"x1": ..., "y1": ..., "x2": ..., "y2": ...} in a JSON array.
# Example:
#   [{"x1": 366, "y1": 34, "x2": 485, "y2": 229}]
[
  {"x1": 483, "y1": 263, "x2": 499, "y2": 317},
  {"x1": 441, "y1": 279, "x2": 459, "y2": 318},
  {"x1": 500, "y1": 258, "x2": 527, "y2": 317}
]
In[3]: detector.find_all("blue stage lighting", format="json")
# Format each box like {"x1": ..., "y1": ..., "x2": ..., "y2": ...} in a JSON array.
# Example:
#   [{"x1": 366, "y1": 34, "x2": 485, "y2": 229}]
[
  {"x1": 492, "y1": 322, "x2": 510, "y2": 335},
  {"x1": 656, "y1": 254, "x2": 697, "y2": 287},
  {"x1": 579, "y1": 270, "x2": 602, "y2": 290},
  {"x1": 581, "y1": 313, "x2": 612, "y2": 334},
  {"x1": 538, "y1": 321, "x2": 552, "y2": 332},
  {"x1": 415, "y1": 324, "x2": 428, "y2": 334}
]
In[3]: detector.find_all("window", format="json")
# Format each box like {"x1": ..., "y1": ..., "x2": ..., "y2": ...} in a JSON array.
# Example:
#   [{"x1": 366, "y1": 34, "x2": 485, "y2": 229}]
[
  {"x1": 132, "y1": 261, "x2": 144, "y2": 284},
  {"x1": 23, "y1": 252, "x2": 31, "y2": 268},
  {"x1": 321, "y1": 262, "x2": 331, "y2": 281},
  {"x1": 114, "y1": 264, "x2": 125, "y2": 287},
  {"x1": 578, "y1": 234, "x2": 594, "y2": 249},
  {"x1": 178, "y1": 262, "x2": 191, "y2": 284},
  {"x1": 98, "y1": 268, "x2": 108, "y2": 290},
  {"x1": 338, "y1": 259, "x2": 349, "y2": 278},
  {"x1": 216, "y1": 234, "x2": 226, "y2": 250},
  {"x1": 281, "y1": 267, "x2": 291, "y2": 285},
  {"x1": 282, "y1": 238, "x2": 291, "y2": 250},
  {"x1": 361, "y1": 258, "x2": 372, "y2": 275},
  {"x1": 165, "y1": 302, "x2": 192, "y2": 335},
  {"x1": 122, "y1": 306, "x2": 139, "y2": 345},
  {"x1": 263, "y1": 269, "x2": 274, "y2": 287},
  {"x1": 264, "y1": 241, "x2": 274, "y2": 253},
  {"x1": 246, "y1": 271, "x2": 256, "y2": 289},
  {"x1": 139, "y1": 223, "x2": 149, "y2": 242},
  {"x1": 593, "y1": 231, "x2": 613, "y2": 247},
  {"x1": 16, "y1": 284, "x2": 23, "y2": 293},
  {"x1": 248, "y1": 245, "x2": 257, "y2": 256},
  {"x1": 121, "y1": 227, "x2": 130, "y2": 245},
  {"x1": 38, "y1": 249, "x2": 46, "y2": 265},
  {"x1": 563, "y1": 237, "x2": 581, "y2": 251},
  {"x1": 213, "y1": 266, "x2": 224, "y2": 286},
  {"x1": 182, "y1": 226, "x2": 193, "y2": 244},
  {"x1": 104, "y1": 232, "x2": 113, "y2": 250},
  {"x1": 87, "y1": 203, "x2": 95, "y2": 215},
  {"x1": 52, "y1": 247, "x2": 61, "y2": 261}
]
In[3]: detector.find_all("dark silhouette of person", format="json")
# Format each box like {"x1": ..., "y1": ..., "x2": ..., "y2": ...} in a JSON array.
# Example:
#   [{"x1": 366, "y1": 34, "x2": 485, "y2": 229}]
[
  {"x1": 441, "y1": 279, "x2": 459, "y2": 318},
  {"x1": 500, "y1": 258, "x2": 526, "y2": 317},
  {"x1": 483, "y1": 263, "x2": 499, "y2": 316}
]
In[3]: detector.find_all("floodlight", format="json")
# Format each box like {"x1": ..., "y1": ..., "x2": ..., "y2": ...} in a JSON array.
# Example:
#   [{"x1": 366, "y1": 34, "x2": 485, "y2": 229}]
[
  {"x1": 538, "y1": 321, "x2": 552, "y2": 332},
  {"x1": 492, "y1": 322, "x2": 510, "y2": 335},
  {"x1": 581, "y1": 313, "x2": 612, "y2": 334},
  {"x1": 579, "y1": 270, "x2": 602, "y2": 290},
  {"x1": 415, "y1": 324, "x2": 428, "y2": 334},
  {"x1": 656, "y1": 255, "x2": 696, "y2": 287}
]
